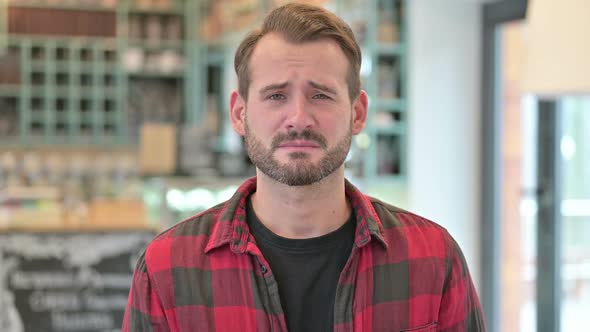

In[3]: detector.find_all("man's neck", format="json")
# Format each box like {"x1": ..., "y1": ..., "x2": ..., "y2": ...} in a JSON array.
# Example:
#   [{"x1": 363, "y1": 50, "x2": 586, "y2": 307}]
[{"x1": 251, "y1": 169, "x2": 352, "y2": 239}]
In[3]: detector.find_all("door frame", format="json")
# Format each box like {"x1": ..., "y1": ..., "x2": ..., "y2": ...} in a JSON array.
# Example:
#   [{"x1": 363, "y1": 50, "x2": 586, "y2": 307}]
[{"x1": 480, "y1": 1, "x2": 528, "y2": 331}]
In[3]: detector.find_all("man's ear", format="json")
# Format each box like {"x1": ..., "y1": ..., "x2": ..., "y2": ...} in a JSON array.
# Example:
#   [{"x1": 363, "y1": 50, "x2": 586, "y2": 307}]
[
  {"x1": 351, "y1": 90, "x2": 368, "y2": 135},
  {"x1": 230, "y1": 90, "x2": 246, "y2": 136}
]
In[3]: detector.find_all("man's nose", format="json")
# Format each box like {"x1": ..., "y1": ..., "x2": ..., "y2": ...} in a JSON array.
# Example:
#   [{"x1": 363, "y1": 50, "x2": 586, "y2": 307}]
[{"x1": 285, "y1": 95, "x2": 315, "y2": 131}]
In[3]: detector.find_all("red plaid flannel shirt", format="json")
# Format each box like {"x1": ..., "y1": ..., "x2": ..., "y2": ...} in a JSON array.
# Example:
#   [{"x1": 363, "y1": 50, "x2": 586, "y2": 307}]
[{"x1": 123, "y1": 177, "x2": 485, "y2": 331}]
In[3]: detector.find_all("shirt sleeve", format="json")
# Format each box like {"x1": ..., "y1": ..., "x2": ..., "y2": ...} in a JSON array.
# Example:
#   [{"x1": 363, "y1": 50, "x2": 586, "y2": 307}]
[
  {"x1": 438, "y1": 233, "x2": 487, "y2": 331},
  {"x1": 122, "y1": 250, "x2": 170, "y2": 332}
]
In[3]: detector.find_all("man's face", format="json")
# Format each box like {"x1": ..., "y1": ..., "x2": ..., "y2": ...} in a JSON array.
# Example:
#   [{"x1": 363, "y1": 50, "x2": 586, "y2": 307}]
[
  {"x1": 244, "y1": 116, "x2": 352, "y2": 186},
  {"x1": 236, "y1": 33, "x2": 366, "y2": 186}
]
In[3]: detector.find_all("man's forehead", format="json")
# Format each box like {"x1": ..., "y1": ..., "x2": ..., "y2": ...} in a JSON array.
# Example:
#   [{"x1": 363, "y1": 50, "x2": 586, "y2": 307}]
[
  {"x1": 248, "y1": 35, "x2": 348, "y2": 84},
  {"x1": 253, "y1": 32, "x2": 342, "y2": 53}
]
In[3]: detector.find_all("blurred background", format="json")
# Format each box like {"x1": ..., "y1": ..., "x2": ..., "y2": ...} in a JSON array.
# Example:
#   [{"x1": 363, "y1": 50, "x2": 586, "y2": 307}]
[{"x1": 0, "y1": 0, "x2": 588, "y2": 331}]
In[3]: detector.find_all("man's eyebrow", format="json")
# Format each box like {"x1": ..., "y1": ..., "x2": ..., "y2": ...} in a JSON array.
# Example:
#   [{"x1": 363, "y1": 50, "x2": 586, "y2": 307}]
[
  {"x1": 259, "y1": 82, "x2": 289, "y2": 95},
  {"x1": 309, "y1": 81, "x2": 337, "y2": 95}
]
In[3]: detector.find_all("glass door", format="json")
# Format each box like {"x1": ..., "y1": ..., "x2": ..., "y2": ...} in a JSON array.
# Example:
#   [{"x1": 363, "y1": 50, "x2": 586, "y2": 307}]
[
  {"x1": 483, "y1": 2, "x2": 590, "y2": 332},
  {"x1": 560, "y1": 97, "x2": 590, "y2": 331}
]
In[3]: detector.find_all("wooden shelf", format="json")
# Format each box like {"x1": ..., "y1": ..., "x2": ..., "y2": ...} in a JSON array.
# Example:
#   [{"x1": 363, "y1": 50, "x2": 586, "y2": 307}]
[{"x1": 7, "y1": 1, "x2": 116, "y2": 12}]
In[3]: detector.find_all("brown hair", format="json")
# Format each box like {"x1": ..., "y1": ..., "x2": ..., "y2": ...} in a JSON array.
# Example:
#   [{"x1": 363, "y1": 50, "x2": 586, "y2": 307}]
[{"x1": 234, "y1": 2, "x2": 362, "y2": 101}]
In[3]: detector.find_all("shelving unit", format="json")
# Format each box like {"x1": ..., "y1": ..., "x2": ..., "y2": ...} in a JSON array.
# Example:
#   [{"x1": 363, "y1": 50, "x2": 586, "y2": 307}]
[
  {"x1": 1, "y1": 0, "x2": 408, "y2": 184},
  {"x1": 337, "y1": 0, "x2": 408, "y2": 182},
  {"x1": 0, "y1": 0, "x2": 201, "y2": 147},
  {"x1": 366, "y1": 0, "x2": 407, "y2": 181}
]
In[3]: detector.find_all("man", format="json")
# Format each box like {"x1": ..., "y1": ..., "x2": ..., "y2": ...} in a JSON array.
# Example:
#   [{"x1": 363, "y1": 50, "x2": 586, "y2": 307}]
[{"x1": 123, "y1": 3, "x2": 485, "y2": 331}]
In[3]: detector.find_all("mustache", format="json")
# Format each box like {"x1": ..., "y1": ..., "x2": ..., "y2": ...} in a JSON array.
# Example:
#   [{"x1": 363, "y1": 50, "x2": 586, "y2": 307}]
[{"x1": 271, "y1": 130, "x2": 328, "y2": 150}]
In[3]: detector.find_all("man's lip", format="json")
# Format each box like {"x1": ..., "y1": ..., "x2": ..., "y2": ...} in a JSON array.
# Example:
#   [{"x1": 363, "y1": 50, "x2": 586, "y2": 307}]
[{"x1": 278, "y1": 140, "x2": 321, "y2": 148}]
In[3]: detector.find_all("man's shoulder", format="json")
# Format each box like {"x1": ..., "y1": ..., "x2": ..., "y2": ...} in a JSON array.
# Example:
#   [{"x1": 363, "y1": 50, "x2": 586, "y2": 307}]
[
  {"x1": 366, "y1": 196, "x2": 458, "y2": 262},
  {"x1": 142, "y1": 202, "x2": 228, "y2": 264},
  {"x1": 367, "y1": 196, "x2": 450, "y2": 239},
  {"x1": 163, "y1": 202, "x2": 227, "y2": 238}
]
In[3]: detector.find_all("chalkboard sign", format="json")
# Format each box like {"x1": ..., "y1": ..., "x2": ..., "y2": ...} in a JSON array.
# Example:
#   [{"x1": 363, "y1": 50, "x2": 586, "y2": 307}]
[{"x1": 0, "y1": 230, "x2": 156, "y2": 332}]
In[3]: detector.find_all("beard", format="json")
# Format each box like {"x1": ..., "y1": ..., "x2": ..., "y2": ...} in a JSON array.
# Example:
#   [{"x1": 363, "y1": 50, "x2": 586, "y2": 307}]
[{"x1": 244, "y1": 120, "x2": 352, "y2": 186}]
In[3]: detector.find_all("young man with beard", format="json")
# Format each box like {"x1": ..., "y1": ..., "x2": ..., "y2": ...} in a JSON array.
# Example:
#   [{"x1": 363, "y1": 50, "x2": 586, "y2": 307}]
[{"x1": 123, "y1": 3, "x2": 485, "y2": 332}]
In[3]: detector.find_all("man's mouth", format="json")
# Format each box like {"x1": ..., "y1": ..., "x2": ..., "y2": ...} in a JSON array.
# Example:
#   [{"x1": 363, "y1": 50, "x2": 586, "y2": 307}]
[{"x1": 278, "y1": 140, "x2": 321, "y2": 148}]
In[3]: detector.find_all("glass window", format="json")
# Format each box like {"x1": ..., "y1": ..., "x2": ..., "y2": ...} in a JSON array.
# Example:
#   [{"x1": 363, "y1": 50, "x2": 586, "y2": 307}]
[{"x1": 561, "y1": 97, "x2": 590, "y2": 332}]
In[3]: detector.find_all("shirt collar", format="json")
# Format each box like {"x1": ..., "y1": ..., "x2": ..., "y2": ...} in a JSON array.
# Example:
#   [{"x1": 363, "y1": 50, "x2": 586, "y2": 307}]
[{"x1": 204, "y1": 177, "x2": 388, "y2": 254}]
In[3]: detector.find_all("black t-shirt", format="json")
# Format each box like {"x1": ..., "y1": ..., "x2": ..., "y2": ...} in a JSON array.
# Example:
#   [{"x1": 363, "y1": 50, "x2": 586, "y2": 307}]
[{"x1": 247, "y1": 198, "x2": 355, "y2": 332}]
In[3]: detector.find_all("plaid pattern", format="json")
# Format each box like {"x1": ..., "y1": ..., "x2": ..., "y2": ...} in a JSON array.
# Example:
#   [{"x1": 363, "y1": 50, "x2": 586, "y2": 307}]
[{"x1": 123, "y1": 177, "x2": 485, "y2": 332}]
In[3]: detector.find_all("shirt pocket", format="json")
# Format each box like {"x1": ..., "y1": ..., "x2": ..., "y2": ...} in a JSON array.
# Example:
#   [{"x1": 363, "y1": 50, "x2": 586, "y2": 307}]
[{"x1": 400, "y1": 321, "x2": 438, "y2": 332}]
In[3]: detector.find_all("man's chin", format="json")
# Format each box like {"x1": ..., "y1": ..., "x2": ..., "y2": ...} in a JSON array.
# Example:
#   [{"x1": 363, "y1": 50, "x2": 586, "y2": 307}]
[
  {"x1": 259, "y1": 166, "x2": 325, "y2": 187},
  {"x1": 276, "y1": 175, "x2": 324, "y2": 187},
  {"x1": 286, "y1": 151, "x2": 311, "y2": 160},
  {"x1": 276, "y1": 160, "x2": 318, "y2": 173}
]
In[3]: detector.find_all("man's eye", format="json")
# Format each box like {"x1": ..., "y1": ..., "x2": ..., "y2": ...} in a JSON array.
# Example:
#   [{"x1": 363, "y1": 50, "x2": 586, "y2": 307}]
[
  {"x1": 312, "y1": 94, "x2": 331, "y2": 100},
  {"x1": 268, "y1": 94, "x2": 285, "y2": 100}
]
